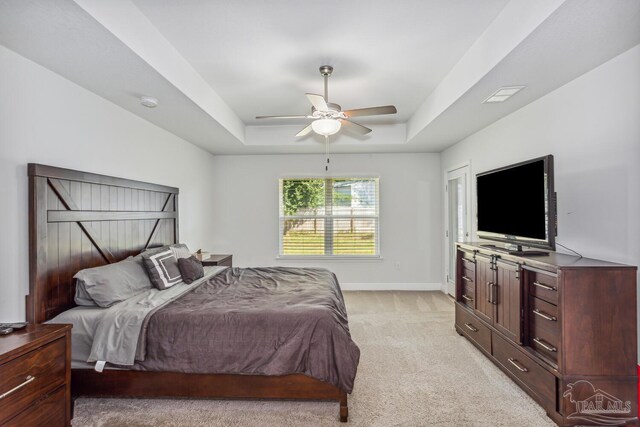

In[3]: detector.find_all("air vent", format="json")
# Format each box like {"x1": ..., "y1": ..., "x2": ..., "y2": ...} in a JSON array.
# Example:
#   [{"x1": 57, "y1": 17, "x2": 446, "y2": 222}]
[{"x1": 483, "y1": 86, "x2": 526, "y2": 103}]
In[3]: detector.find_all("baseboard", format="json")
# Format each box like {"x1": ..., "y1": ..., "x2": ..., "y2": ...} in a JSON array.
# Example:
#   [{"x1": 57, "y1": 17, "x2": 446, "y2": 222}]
[{"x1": 340, "y1": 283, "x2": 443, "y2": 291}]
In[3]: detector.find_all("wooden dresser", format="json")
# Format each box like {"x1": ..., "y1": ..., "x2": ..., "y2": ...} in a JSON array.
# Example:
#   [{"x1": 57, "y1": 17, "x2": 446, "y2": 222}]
[
  {"x1": 455, "y1": 242, "x2": 637, "y2": 426},
  {"x1": 0, "y1": 324, "x2": 71, "y2": 427}
]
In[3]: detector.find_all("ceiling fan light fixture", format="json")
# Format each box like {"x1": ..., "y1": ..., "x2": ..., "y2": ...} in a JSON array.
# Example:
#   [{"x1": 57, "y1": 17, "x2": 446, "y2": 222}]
[
  {"x1": 255, "y1": 65, "x2": 396, "y2": 137},
  {"x1": 311, "y1": 118, "x2": 341, "y2": 136}
]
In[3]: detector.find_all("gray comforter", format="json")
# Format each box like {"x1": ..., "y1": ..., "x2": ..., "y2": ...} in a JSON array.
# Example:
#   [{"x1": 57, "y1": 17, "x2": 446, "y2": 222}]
[{"x1": 134, "y1": 267, "x2": 360, "y2": 393}]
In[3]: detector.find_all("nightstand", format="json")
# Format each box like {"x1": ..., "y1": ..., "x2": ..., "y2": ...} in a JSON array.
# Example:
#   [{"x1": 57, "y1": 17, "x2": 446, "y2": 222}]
[
  {"x1": 197, "y1": 254, "x2": 233, "y2": 267},
  {"x1": 0, "y1": 323, "x2": 72, "y2": 426}
]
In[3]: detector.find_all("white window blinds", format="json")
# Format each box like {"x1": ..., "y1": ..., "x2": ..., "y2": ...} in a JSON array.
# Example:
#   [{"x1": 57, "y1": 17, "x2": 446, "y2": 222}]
[{"x1": 279, "y1": 177, "x2": 380, "y2": 256}]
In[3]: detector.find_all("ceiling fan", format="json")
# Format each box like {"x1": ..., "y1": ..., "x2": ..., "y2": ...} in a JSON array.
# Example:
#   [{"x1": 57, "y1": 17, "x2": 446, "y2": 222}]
[{"x1": 256, "y1": 65, "x2": 397, "y2": 137}]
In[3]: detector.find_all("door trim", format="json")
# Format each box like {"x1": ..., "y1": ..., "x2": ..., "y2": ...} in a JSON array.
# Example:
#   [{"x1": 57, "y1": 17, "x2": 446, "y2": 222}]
[{"x1": 444, "y1": 161, "x2": 472, "y2": 296}]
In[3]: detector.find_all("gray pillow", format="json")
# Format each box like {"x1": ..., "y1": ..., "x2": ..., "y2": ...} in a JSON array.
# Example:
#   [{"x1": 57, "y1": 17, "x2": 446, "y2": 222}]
[
  {"x1": 74, "y1": 280, "x2": 97, "y2": 306},
  {"x1": 170, "y1": 243, "x2": 191, "y2": 259},
  {"x1": 137, "y1": 245, "x2": 169, "y2": 258},
  {"x1": 142, "y1": 249, "x2": 183, "y2": 290},
  {"x1": 73, "y1": 257, "x2": 154, "y2": 308},
  {"x1": 136, "y1": 243, "x2": 191, "y2": 259}
]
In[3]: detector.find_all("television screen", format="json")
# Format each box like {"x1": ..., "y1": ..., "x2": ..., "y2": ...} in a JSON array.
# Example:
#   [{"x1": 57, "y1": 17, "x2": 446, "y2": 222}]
[{"x1": 476, "y1": 155, "x2": 554, "y2": 250}]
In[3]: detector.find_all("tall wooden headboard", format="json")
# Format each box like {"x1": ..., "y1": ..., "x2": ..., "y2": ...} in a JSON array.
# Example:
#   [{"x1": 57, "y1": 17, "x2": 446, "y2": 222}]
[{"x1": 27, "y1": 164, "x2": 179, "y2": 323}]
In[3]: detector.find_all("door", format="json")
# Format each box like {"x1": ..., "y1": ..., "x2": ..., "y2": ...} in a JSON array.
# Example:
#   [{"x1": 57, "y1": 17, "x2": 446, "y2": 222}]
[
  {"x1": 494, "y1": 261, "x2": 522, "y2": 344},
  {"x1": 445, "y1": 163, "x2": 471, "y2": 296},
  {"x1": 475, "y1": 255, "x2": 494, "y2": 324}
]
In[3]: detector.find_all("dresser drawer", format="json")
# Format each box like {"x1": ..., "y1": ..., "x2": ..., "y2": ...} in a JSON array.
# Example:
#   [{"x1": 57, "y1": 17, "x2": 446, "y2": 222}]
[
  {"x1": 0, "y1": 338, "x2": 66, "y2": 425},
  {"x1": 528, "y1": 270, "x2": 558, "y2": 305},
  {"x1": 460, "y1": 288, "x2": 475, "y2": 309},
  {"x1": 2, "y1": 385, "x2": 66, "y2": 427},
  {"x1": 530, "y1": 321, "x2": 559, "y2": 365},
  {"x1": 492, "y1": 332, "x2": 556, "y2": 404},
  {"x1": 456, "y1": 304, "x2": 491, "y2": 354},
  {"x1": 530, "y1": 296, "x2": 560, "y2": 337},
  {"x1": 461, "y1": 256, "x2": 475, "y2": 269},
  {"x1": 461, "y1": 267, "x2": 475, "y2": 284}
]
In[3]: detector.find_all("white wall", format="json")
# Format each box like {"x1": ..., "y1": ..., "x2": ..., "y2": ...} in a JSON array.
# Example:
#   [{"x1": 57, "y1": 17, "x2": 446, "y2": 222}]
[
  {"x1": 209, "y1": 153, "x2": 442, "y2": 290},
  {"x1": 441, "y1": 45, "x2": 640, "y2": 352},
  {"x1": 0, "y1": 45, "x2": 218, "y2": 322}
]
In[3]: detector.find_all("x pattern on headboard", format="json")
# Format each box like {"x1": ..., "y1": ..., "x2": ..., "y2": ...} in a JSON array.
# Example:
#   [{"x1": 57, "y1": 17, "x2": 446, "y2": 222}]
[{"x1": 27, "y1": 164, "x2": 179, "y2": 323}]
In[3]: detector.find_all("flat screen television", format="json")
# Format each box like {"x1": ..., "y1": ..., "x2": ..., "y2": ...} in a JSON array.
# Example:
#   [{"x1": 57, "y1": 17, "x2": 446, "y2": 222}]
[{"x1": 476, "y1": 155, "x2": 556, "y2": 254}]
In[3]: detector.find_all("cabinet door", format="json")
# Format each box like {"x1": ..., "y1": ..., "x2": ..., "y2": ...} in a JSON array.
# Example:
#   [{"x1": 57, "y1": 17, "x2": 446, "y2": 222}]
[
  {"x1": 494, "y1": 260, "x2": 522, "y2": 344},
  {"x1": 474, "y1": 255, "x2": 494, "y2": 324}
]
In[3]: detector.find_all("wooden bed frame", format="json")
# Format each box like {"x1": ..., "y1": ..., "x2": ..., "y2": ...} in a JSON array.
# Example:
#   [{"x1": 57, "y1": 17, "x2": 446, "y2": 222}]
[{"x1": 27, "y1": 163, "x2": 348, "y2": 422}]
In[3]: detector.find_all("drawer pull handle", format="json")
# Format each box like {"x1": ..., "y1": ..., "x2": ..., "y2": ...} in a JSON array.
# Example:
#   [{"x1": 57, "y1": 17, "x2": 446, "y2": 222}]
[
  {"x1": 0, "y1": 375, "x2": 35, "y2": 400},
  {"x1": 464, "y1": 323, "x2": 479, "y2": 332},
  {"x1": 533, "y1": 281, "x2": 556, "y2": 292},
  {"x1": 507, "y1": 358, "x2": 529, "y2": 372},
  {"x1": 533, "y1": 337, "x2": 557, "y2": 352},
  {"x1": 533, "y1": 308, "x2": 557, "y2": 322},
  {"x1": 462, "y1": 294, "x2": 473, "y2": 302},
  {"x1": 462, "y1": 276, "x2": 472, "y2": 282}
]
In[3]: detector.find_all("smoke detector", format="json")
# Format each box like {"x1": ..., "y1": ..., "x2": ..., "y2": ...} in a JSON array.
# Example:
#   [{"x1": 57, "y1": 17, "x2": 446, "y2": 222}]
[{"x1": 140, "y1": 96, "x2": 159, "y2": 108}]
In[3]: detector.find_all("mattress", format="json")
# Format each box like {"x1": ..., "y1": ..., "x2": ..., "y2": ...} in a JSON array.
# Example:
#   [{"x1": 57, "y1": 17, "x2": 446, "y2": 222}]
[{"x1": 49, "y1": 266, "x2": 360, "y2": 393}]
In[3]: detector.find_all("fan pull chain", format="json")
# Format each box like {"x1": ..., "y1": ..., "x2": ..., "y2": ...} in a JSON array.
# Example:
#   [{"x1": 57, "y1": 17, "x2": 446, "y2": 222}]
[{"x1": 325, "y1": 135, "x2": 330, "y2": 172}]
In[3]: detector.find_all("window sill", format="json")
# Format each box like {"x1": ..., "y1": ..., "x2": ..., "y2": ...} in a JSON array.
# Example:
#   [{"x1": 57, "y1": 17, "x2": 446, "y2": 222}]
[{"x1": 276, "y1": 255, "x2": 383, "y2": 262}]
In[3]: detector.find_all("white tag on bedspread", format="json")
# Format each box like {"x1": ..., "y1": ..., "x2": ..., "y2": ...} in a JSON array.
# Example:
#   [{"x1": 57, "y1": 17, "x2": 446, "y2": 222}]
[{"x1": 94, "y1": 360, "x2": 106, "y2": 373}]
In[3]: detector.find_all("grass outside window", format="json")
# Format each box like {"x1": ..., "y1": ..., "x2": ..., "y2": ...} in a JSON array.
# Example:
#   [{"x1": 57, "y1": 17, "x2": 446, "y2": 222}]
[{"x1": 282, "y1": 231, "x2": 376, "y2": 255}]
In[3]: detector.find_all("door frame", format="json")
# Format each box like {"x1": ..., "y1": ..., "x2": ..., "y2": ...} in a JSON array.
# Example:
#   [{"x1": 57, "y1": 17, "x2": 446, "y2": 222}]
[{"x1": 444, "y1": 161, "x2": 472, "y2": 296}]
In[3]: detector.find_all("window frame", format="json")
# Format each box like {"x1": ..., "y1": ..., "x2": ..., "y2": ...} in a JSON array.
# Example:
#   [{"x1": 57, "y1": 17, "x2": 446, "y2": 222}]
[{"x1": 277, "y1": 175, "x2": 381, "y2": 260}]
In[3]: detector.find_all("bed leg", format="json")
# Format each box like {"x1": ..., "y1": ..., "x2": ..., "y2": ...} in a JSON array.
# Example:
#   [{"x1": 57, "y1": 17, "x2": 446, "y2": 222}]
[{"x1": 339, "y1": 391, "x2": 348, "y2": 422}]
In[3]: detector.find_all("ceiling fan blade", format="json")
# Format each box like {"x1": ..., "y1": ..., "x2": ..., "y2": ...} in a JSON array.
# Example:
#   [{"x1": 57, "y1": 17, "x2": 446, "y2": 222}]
[
  {"x1": 296, "y1": 124, "x2": 314, "y2": 137},
  {"x1": 306, "y1": 93, "x2": 329, "y2": 111},
  {"x1": 340, "y1": 119, "x2": 372, "y2": 135},
  {"x1": 343, "y1": 105, "x2": 397, "y2": 118},
  {"x1": 255, "y1": 115, "x2": 311, "y2": 119}
]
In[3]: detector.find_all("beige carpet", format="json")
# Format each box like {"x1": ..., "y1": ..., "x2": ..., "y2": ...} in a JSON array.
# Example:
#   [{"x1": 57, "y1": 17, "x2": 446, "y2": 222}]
[{"x1": 72, "y1": 291, "x2": 555, "y2": 426}]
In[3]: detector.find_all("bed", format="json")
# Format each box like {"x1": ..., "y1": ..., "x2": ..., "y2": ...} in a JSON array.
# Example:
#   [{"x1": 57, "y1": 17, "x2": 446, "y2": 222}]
[{"x1": 27, "y1": 163, "x2": 358, "y2": 422}]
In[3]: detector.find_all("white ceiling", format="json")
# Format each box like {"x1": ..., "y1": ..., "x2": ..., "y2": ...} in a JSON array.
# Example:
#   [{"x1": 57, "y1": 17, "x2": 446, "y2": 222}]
[
  {"x1": 131, "y1": 0, "x2": 508, "y2": 125},
  {"x1": 1, "y1": 0, "x2": 639, "y2": 155}
]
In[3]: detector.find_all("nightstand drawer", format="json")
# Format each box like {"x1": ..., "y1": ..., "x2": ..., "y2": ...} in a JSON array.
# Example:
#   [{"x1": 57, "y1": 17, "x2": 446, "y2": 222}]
[
  {"x1": 0, "y1": 337, "x2": 66, "y2": 425},
  {"x1": 2, "y1": 385, "x2": 66, "y2": 427}
]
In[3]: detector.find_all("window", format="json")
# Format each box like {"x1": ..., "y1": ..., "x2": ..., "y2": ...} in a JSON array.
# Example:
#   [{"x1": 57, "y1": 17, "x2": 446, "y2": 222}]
[{"x1": 279, "y1": 177, "x2": 379, "y2": 257}]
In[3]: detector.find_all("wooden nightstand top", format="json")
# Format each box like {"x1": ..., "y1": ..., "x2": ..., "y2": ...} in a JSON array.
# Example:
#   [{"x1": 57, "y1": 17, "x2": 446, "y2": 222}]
[
  {"x1": 0, "y1": 324, "x2": 71, "y2": 365},
  {"x1": 196, "y1": 253, "x2": 232, "y2": 266}
]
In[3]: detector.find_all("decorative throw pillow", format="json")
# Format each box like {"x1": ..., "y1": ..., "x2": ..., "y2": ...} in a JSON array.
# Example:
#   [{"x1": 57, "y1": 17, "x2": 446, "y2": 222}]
[
  {"x1": 177, "y1": 256, "x2": 204, "y2": 284},
  {"x1": 142, "y1": 250, "x2": 183, "y2": 290}
]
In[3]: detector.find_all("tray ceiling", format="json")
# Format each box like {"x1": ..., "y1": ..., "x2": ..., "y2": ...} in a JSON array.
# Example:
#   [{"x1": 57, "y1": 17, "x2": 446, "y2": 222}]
[{"x1": 1, "y1": 0, "x2": 639, "y2": 154}]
